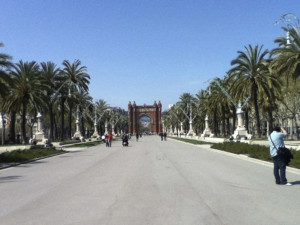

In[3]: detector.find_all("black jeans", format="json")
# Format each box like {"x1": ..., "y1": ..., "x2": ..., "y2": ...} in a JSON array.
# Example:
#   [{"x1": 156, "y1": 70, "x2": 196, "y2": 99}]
[{"x1": 273, "y1": 156, "x2": 287, "y2": 184}]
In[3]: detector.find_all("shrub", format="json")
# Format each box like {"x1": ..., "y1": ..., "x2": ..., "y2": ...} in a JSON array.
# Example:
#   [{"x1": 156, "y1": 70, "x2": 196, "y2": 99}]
[
  {"x1": 211, "y1": 142, "x2": 299, "y2": 168},
  {"x1": 0, "y1": 148, "x2": 64, "y2": 163}
]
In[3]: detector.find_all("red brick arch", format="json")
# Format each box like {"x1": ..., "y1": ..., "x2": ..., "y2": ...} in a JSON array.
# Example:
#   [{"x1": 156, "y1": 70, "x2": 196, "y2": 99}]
[{"x1": 128, "y1": 101, "x2": 162, "y2": 135}]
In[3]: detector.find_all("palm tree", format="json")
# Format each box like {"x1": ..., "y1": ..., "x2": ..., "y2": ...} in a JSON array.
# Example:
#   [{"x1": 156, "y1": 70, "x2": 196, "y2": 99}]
[
  {"x1": 0, "y1": 43, "x2": 12, "y2": 144},
  {"x1": 0, "y1": 43, "x2": 12, "y2": 97},
  {"x1": 178, "y1": 93, "x2": 196, "y2": 133},
  {"x1": 40, "y1": 62, "x2": 61, "y2": 142},
  {"x1": 94, "y1": 99, "x2": 109, "y2": 135},
  {"x1": 194, "y1": 89, "x2": 209, "y2": 134},
  {"x1": 271, "y1": 27, "x2": 300, "y2": 83},
  {"x1": 73, "y1": 89, "x2": 93, "y2": 137},
  {"x1": 207, "y1": 78, "x2": 232, "y2": 136},
  {"x1": 61, "y1": 59, "x2": 90, "y2": 139},
  {"x1": 7, "y1": 61, "x2": 46, "y2": 143},
  {"x1": 228, "y1": 45, "x2": 270, "y2": 137}
]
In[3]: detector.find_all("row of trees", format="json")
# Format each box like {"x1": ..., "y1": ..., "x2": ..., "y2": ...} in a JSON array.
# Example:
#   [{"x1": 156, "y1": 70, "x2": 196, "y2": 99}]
[
  {"x1": 163, "y1": 23, "x2": 300, "y2": 139},
  {"x1": 0, "y1": 48, "x2": 127, "y2": 144}
]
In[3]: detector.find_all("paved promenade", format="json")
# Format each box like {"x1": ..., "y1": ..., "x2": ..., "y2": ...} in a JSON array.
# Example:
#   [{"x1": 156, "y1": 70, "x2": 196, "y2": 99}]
[{"x1": 1, "y1": 136, "x2": 300, "y2": 225}]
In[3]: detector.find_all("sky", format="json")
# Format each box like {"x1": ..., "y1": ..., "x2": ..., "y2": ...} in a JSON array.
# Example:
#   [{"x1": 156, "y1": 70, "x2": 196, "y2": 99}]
[{"x1": 1, "y1": 0, "x2": 300, "y2": 111}]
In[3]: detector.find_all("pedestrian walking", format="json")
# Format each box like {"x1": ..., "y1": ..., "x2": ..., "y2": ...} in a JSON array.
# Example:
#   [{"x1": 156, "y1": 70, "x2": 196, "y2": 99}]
[
  {"x1": 136, "y1": 133, "x2": 139, "y2": 142},
  {"x1": 268, "y1": 126, "x2": 292, "y2": 186},
  {"x1": 105, "y1": 134, "x2": 109, "y2": 147},
  {"x1": 108, "y1": 132, "x2": 113, "y2": 147},
  {"x1": 163, "y1": 132, "x2": 167, "y2": 141},
  {"x1": 160, "y1": 132, "x2": 163, "y2": 141}
]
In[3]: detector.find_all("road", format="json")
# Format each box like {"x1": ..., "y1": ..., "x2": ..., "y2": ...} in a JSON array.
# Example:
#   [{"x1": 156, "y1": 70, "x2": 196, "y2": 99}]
[{"x1": 1, "y1": 136, "x2": 300, "y2": 225}]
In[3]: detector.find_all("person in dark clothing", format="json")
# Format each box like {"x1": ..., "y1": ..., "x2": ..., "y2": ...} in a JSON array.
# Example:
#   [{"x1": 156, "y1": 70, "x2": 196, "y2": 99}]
[
  {"x1": 160, "y1": 132, "x2": 163, "y2": 141},
  {"x1": 136, "y1": 133, "x2": 139, "y2": 142}
]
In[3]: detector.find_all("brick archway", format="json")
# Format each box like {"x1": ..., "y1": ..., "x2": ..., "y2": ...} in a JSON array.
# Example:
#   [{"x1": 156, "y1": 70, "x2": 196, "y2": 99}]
[{"x1": 128, "y1": 101, "x2": 162, "y2": 135}]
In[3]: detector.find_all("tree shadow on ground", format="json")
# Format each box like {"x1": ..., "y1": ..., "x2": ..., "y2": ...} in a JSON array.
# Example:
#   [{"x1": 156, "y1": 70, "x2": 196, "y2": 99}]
[{"x1": 0, "y1": 175, "x2": 22, "y2": 183}]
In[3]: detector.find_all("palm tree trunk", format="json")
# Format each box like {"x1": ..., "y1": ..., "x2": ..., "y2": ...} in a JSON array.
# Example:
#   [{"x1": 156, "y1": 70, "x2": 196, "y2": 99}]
[
  {"x1": 9, "y1": 111, "x2": 16, "y2": 143},
  {"x1": 253, "y1": 85, "x2": 261, "y2": 137},
  {"x1": 68, "y1": 102, "x2": 72, "y2": 139},
  {"x1": 60, "y1": 97, "x2": 66, "y2": 141},
  {"x1": 49, "y1": 103, "x2": 54, "y2": 142},
  {"x1": 81, "y1": 118, "x2": 85, "y2": 138},
  {"x1": 226, "y1": 117, "x2": 230, "y2": 136},
  {"x1": 268, "y1": 110, "x2": 273, "y2": 135},
  {"x1": 54, "y1": 114, "x2": 58, "y2": 141},
  {"x1": 213, "y1": 110, "x2": 218, "y2": 136},
  {"x1": 221, "y1": 106, "x2": 226, "y2": 136},
  {"x1": 232, "y1": 105, "x2": 236, "y2": 133},
  {"x1": 21, "y1": 103, "x2": 27, "y2": 144},
  {"x1": 245, "y1": 109, "x2": 249, "y2": 133}
]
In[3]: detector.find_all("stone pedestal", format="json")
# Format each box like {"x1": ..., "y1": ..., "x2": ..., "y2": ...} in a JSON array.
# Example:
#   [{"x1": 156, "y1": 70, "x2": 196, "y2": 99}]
[
  {"x1": 187, "y1": 121, "x2": 195, "y2": 136},
  {"x1": 31, "y1": 113, "x2": 49, "y2": 146},
  {"x1": 232, "y1": 105, "x2": 252, "y2": 140},
  {"x1": 73, "y1": 108, "x2": 84, "y2": 142},
  {"x1": 73, "y1": 119, "x2": 82, "y2": 138},
  {"x1": 201, "y1": 115, "x2": 214, "y2": 137},
  {"x1": 92, "y1": 122, "x2": 100, "y2": 138}
]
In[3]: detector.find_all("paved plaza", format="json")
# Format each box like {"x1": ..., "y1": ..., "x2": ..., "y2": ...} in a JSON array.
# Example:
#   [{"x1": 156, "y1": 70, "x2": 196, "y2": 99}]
[{"x1": 1, "y1": 136, "x2": 300, "y2": 225}]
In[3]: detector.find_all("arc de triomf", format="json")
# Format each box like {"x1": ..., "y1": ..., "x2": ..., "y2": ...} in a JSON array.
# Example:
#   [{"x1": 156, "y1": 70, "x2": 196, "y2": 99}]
[{"x1": 128, "y1": 101, "x2": 162, "y2": 135}]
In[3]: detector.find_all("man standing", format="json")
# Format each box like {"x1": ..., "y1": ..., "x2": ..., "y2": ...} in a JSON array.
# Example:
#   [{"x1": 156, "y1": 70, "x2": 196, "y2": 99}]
[{"x1": 268, "y1": 126, "x2": 292, "y2": 186}]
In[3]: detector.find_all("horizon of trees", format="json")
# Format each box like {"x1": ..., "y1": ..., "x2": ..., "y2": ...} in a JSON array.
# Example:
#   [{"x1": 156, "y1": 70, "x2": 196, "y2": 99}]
[
  {"x1": 163, "y1": 17, "x2": 300, "y2": 139},
  {"x1": 0, "y1": 51, "x2": 128, "y2": 144}
]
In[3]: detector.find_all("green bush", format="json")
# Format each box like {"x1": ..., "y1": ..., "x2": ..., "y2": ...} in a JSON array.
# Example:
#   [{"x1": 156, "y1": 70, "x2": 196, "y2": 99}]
[
  {"x1": 170, "y1": 137, "x2": 212, "y2": 145},
  {"x1": 211, "y1": 141, "x2": 300, "y2": 169},
  {"x1": 59, "y1": 140, "x2": 81, "y2": 145},
  {"x1": 63, "y1": 141, "x2": 102, "y2": 148},
  {"x1": 0, "y1": 148, "x2": 64, "y2": 163}
]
